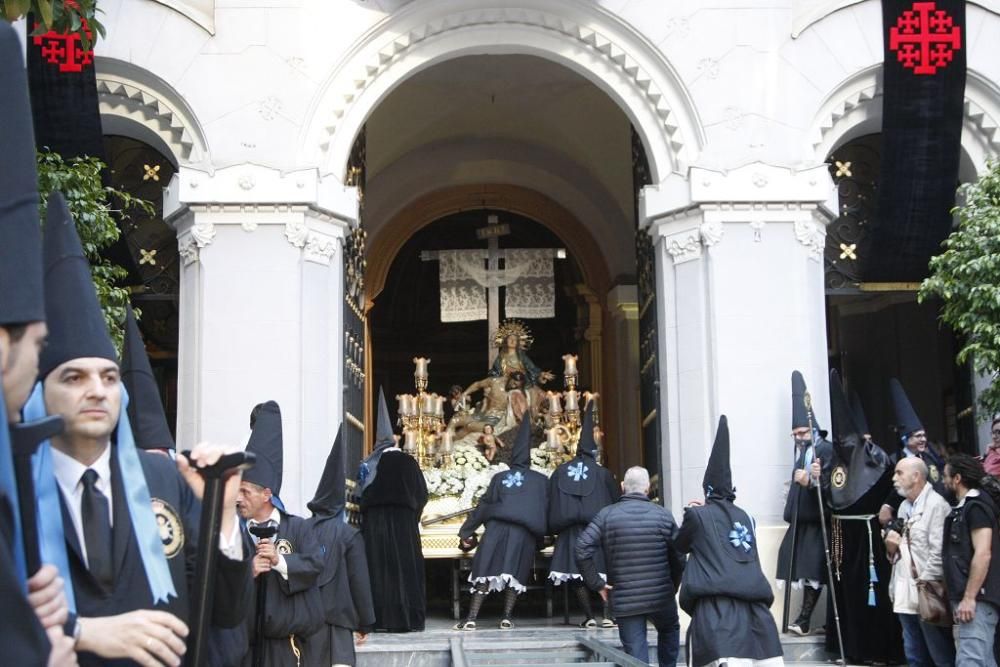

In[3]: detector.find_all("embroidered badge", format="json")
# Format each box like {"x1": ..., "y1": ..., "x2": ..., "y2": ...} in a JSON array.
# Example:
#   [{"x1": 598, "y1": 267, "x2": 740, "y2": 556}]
[
  {"x1": 832, "y1": 465, "x2": 848, "y2": 489},
  {"x1": 728, "y1": 521, "x2": 753, "y2": 553},
  {"x1": 151, "y1": 498, "x2": 184, "y2": 559},
  {"x1": 929, "y1": 465, "x2": 940, "y2": 483},
  {"x1": 275, "y1": 538, "x2": 294, "y2": 555},
  {"x1": 502, "y1": 471, "x2": 524, "y2": 488},
  {"x1": 567, "y1": 461, "x2": 589, "y2": 482}
]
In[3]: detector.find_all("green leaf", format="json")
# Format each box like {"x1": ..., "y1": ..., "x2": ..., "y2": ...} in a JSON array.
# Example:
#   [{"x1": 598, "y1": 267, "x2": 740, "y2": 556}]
[{"x1": 37, "y1": 0, "x2": 53, "y2": 28}]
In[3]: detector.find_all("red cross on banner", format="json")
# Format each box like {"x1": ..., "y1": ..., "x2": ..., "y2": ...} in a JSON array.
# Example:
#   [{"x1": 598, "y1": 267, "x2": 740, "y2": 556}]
[
  {"x1": 889, "y1": 1, "x2": 961, "y2": 75},
  {"x1": 32, "y1": 21, "x2": 94, "y2": 73}
]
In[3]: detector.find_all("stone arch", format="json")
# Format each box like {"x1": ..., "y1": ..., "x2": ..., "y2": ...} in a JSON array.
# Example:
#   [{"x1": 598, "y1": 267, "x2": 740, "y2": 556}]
[
  {"x1": 95, "y1": 58, "x2": 211, "y2": 168},
  {"x1": 365, "y1": 184, "x2": 612, "y2": 308},
  {"x1": 302, "y1": 0, "x2": 703, "y2": 185},
  {"x1": 809, "y1": 65, "x2": 1000, "y2": 175}
]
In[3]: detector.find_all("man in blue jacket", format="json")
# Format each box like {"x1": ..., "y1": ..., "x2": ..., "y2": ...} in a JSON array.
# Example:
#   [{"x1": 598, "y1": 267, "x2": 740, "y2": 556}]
[{"x1": 576, "y1": 465, "x2": 684, "y2": 665}]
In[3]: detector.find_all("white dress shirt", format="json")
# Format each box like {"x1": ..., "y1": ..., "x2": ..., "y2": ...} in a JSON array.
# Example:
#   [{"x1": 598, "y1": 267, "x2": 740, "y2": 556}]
[
  {"x1": 247, "y1": 506, "x2": 289, "y2": 579},
  {"x1": 51, "y1": 445, "x2": 243, "y2": 564}
]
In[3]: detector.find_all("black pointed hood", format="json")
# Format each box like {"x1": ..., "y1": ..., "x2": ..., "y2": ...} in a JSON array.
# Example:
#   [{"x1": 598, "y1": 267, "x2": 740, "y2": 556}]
[
  {"x1": 38, "y1": 193, "x2": 117, "y2": 379},
  {"x1": 890, "y1": 378, "x2": 923, "y2": 437},
  {"x1": 121, "y1": 305, "x2": 174, "y2": 451},
  {"x1": 511, "y1": 414, "x2": 532, "y2": 470},
  {"x1": 829, "y1": 370, "x2": 891, "y2": 510},
  {"x1": 374, "y1": 387, "x2": 395, "y2": 451},
  {"x1": 243, "y1": 401, "x2": 283, "y2": 496},
  {"x1": 308, "y1": 426, "x2": 345, "y2": 518},
  {"x1": 576, "y1": 402, "x2": 597, "y2": 459},
  {"x1": 848, "y1": 388, "x2": 871, "y2": 438},
  {"x1": 703, "y1": 415, "x2": 735, "y2": 501},
  {"x1": 791, "y1": 370, "x2": 824, "y2": 435},
  {"x1": 0, "y1": 22, "x2": 44, "y2": 326},
  {"x1": 358, "y1": 387, "x2": 397, "y2": 494}
]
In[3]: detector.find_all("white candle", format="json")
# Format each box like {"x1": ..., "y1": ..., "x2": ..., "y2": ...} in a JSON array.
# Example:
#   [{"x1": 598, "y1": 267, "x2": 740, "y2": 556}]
[
  {"x1": 413, "y1": 357, "x2": 430, "y2": 379},
  {"x1": 564, "y1": 390, "x2": 579, "y2": 412},
  {"x1": 547, "y1": 391, "x2": 563, "y2": 414},
  {"x1": 562, "y1": 353, "x2": 578, "y2": 376},
  {"x1": 547, "y1": 428, "x2": 560, "y2": 451},
  {"x1": 403, "y1": 430, "x2": 418, "y2": 452},
  {"x1": 441, "y1": 430, "x2": 454, "y2": 454},
  {"x1": 421, "y1": 393, "x2": 435, "y2": 415},
  {"x1": 433, "y1": 395, "x2": 445, "y2": 417}
]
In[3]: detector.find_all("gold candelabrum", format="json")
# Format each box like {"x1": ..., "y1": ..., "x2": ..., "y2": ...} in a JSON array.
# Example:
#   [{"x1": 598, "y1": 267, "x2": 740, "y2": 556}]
[
  {"x1": 544, "y1": 354, "x2": 599, "y2": 464},
  {"x1": 397, "y1": 357, "x2": 454, "y2": 468}
]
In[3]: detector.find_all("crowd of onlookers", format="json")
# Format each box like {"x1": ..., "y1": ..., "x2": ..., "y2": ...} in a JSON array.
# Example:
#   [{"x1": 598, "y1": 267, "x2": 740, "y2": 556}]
[{"x1": 883, "y1": 416, "x2": 1000, "y2": 667}]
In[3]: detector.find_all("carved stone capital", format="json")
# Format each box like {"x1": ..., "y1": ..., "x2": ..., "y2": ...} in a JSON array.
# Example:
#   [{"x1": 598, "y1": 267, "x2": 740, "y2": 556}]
[
  {"x1": 794, "y1": 219, "x2": 826, "y2": 262},
  {"x1": 699, "y1": 220, "x2": 724, "y2": 247},
  {"x1": 285, "y1": 220, "x2": 309, "y2": 248},
  {"x1": 304, "y1": 231, "x2": 338, "y2": 265},
  {"x1": 665, "y1": 231, "x2": 702, "y2": 264}
]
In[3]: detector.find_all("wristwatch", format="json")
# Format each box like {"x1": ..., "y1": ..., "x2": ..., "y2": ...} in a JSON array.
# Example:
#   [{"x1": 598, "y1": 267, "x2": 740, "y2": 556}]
[{"x1": 69, "y1": 616, "x2": 81, "y2": 646}]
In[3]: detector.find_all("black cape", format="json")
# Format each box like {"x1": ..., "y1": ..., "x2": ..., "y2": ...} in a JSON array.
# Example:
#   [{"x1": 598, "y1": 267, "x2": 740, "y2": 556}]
[
  {"x1": 675, "y1": 501, "x2": 781, "y2": 665},
  {"x1": 63, "y1": 450, "x2": 251, "y2": 667},
  {"x1": 460, "y1": 466, "x2": 548, "y2": 591},
  {"x1": 776, "y1": 437, "x2": 833, "y2": 583},
  {"x1": 360, "y1": 450, "x2": 427, "y2": 631},
  {"x1": 240, "y1": 512, "x2": 324, "y2": 667},
  {"x1": 547, "y1": 454, "x2": 618, "y2": 579},
  {"x1": 0, "y1": 490, "x2": 51, "y2": 664},
  {"x1": 303, "y1": 516, "x2": 375, "y2": 667}
]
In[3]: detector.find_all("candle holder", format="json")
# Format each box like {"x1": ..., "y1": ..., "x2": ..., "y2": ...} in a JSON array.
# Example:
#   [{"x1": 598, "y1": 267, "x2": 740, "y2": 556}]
[
  {"x1": 399, "y1": 357, "x2": 446, "y2": 468},
  {"x1": 543, "y1": 355, "x2": 598, "y2": 464}
]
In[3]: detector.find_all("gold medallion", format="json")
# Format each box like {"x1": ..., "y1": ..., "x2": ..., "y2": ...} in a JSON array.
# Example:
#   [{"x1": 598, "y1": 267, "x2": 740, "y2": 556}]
[
  {"x1": 275, "y1": 538, "x2": 294, "y2": 555},
  {"x1": 832, "y1": 466, "x2": 848, "y2": 489},
  {"x1": 930, "y1": 465, "x2": 940, "y2": 483},
  {"x1": 151, "y1": 498, "x2": 184, "y2": 559}
]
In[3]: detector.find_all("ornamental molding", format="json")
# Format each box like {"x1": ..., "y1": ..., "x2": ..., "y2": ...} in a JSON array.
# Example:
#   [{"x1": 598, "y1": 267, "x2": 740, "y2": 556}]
[
  {"x1": 794, "y1": 218, "x2": 827, "y2": 262},
  {"x1": 665, "y1": 231, "x2": 702, "y2": 265},
  {"x1": 810, "y1": 68, "x2": 1000, "y2": 168},
  {"x1": 698, "y1": 220, "x2": 724, "y2": 247},
  {"x1": 303, "y1": 231, "x2": 338, "y2": 265},
  {"x1": 285, "y1": 220, "x2": 310, "y2": 248},
  {"x1": 311, "y1": 0, "x2": 704, "y2": 183},
  {"x1": 95, "y1": 62, "x2": 209, "y2": 165}
]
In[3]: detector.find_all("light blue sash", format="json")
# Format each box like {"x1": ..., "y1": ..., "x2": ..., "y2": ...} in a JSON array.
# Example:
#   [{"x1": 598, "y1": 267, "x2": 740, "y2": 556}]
[{"x1": 0, "y1": 370, "x2": 27, "y2": 588}]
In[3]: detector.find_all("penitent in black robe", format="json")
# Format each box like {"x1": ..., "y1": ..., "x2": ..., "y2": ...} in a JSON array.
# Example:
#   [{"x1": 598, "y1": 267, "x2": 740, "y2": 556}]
[
  {"x1": 776, "y1": 438, "x2": 833, "y2": 585},
  {"x1": 825, "y1": 470, "x2": 904, "y2": 664},
  {"x1": 64, "y1": 450, "x2": 252, "y2": 667},
  {"x1": 241, "y1": 512, "x2": 325, "y2": 667},
  {"x1": 304, "y1": 516, "x2": 375, "y2": 667},
  {"x1": 360, "y1": 450, "x2": 428, "y2": 631},
  {"x1": 676, "y1": 501, "x2": 783, "y2": 667},
  {"x1": 547, "y1": 455, "x2": 618, "y2": 583}
]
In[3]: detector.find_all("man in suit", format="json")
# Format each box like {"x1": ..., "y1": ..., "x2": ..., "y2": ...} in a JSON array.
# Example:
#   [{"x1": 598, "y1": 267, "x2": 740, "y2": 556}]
[{"x1": 34, "y1": 193, "x2": 250, "y2": 666}]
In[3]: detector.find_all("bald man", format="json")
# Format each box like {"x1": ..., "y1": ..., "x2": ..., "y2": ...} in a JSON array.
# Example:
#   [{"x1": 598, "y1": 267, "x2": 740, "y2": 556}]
[{"x1": 884, "y1": 457, "x2": 954, "y2": 667}]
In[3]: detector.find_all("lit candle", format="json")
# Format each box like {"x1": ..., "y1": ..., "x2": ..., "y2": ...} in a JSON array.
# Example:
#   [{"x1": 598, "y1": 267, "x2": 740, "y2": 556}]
[
  {"x1": 562, "y1": 354, "x2": 578, "y2": 376},
  {"x1": 547, "y1": 391, "x2": 563, "y2": 414},
  {"x1": 564, "y1": 389, "x2": 579, "y2": 412},
  {"x1": 403, "y1": 429, "x2": 418, "y2": 452},
  {"x1": 413, "y1": 357, "x2": 430, "y2": 380}
]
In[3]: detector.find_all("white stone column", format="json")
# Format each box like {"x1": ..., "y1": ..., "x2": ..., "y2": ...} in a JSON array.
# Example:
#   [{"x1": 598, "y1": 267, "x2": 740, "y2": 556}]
[
  {"x1": 642, "y1": 163, "x2": 833, "y2": 523},
  {"x1": 165, "y1": 165, "x2": 358, "y2": 514}
]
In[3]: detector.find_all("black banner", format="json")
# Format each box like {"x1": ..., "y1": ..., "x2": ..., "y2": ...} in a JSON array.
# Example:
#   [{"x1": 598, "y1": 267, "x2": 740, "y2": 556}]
[{"x1": 868, "y1": 0, "x2": 966, "y2": 282}]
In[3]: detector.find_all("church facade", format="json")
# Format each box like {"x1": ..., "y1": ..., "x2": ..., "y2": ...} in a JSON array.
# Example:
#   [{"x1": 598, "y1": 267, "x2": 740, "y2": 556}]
[{"x1": 50, "y1": 0, "x2": 1000, "y2": 528}]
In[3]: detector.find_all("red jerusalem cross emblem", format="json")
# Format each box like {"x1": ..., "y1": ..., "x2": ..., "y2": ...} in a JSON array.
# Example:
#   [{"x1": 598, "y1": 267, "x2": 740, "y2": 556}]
[
  {"x1": 889, "y1": 2, "x2": 962, "y2": 75},
  {"x1": 33, "y1": 21, "x2": 94, "y2": 73}
]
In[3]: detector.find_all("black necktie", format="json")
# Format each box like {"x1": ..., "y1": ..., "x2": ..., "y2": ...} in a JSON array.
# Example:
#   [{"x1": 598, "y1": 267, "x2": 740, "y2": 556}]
[{"x1": 80, "y1": 469, "x2": 113, "y2": 590}]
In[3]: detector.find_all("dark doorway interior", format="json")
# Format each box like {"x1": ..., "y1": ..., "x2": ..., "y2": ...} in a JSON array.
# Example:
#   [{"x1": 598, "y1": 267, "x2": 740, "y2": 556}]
[{"x1": 370, "y1": 209, "x2": 584, "y2": 419}]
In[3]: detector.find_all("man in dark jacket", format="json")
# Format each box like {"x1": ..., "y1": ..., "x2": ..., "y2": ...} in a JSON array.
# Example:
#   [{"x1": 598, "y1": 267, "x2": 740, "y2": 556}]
[
  {"x1": 576, "y1": 465, "x2": 683, "y2": 665},
  {"x1": 675, "y1": 416, "x2": 783, "y2": 666},
  {"x1": 942, "y1": 454, "x2": 1000, "y2": 666}
]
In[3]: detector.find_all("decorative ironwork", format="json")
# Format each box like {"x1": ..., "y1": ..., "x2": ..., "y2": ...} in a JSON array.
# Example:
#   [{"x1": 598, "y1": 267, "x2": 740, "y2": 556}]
[
  {"x1": 343, "y1": 128, "x2": 367, "y2": 478},
  {"x1": 824, "y1": 134, "x2": 880, "y2": 290},
  {"x1": 142, "y1": 164, "x2": 161, "y2": 181}
]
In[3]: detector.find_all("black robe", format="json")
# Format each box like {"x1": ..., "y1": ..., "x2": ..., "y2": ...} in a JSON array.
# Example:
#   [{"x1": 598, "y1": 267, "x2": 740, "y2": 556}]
[
  {"x1": 460, "y1": 466, "x2": 547, "y2": 591},
  {"x1": 776, "y1": 438, "x2": 832, "y2": 584},
  {"x1": 0, "y1": 490, "x2": 51, "y2": 665},
  {"x1": 63, "y1": 449, "x2": 251, "y2": 667},
  {"x1": 241, "y1": 512, "x2": 324, "y2": 667},
  {"x1": 826, "y1": 470, "x2": 905, "y2": 664},
  {"x1": 546, "y1": 455, "x2": 617, "y2": 582},
  {"x1": 675, "y1": 501, "x2": 782, "y2": 666},
  {"x1": 360, "y1": 450, "x2": 427, "y2": 631},
  {"x1": 303, "y1": 516, "x2": 375, "y2": 667}
]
